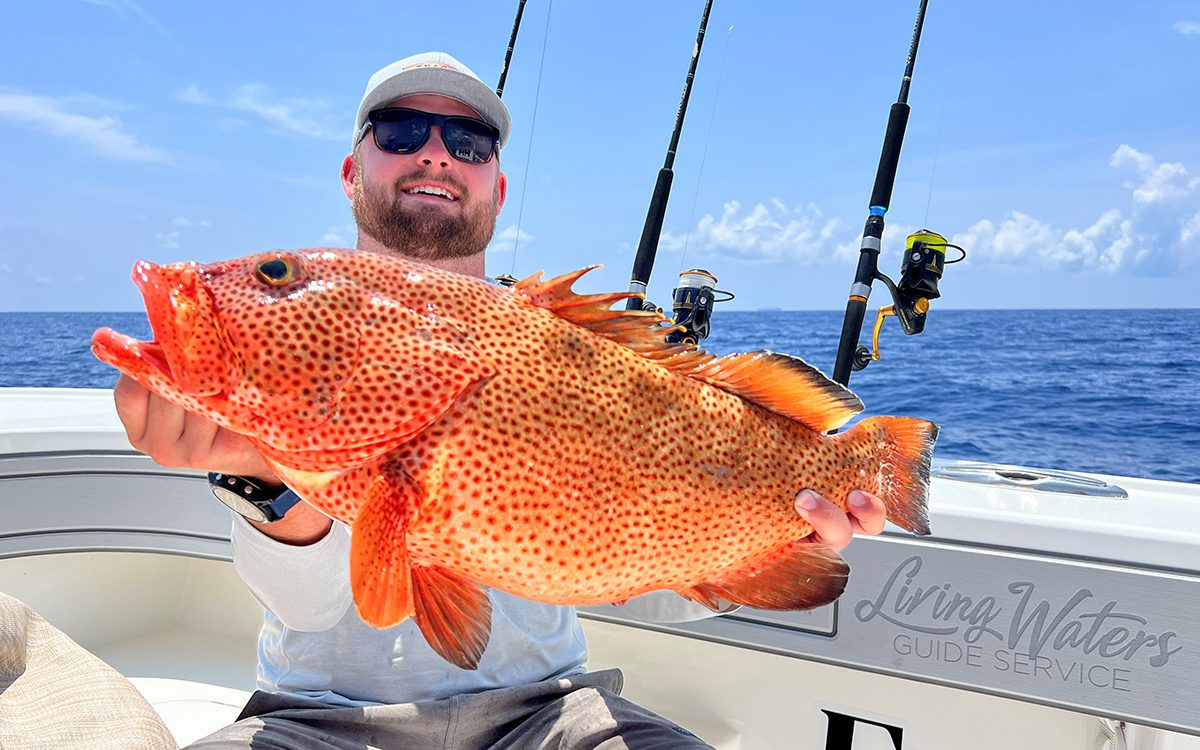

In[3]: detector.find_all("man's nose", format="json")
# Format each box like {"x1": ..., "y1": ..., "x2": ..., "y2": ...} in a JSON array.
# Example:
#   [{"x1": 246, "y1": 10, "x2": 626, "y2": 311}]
[{"x1": 417, "y1": 126, "x2": 451, "y2": 168}]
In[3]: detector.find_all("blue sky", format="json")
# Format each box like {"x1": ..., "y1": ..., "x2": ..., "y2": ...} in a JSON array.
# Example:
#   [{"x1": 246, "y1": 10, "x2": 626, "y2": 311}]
[{"x1": 1, "y1": 1, "x2": 1198, "y2": 312}]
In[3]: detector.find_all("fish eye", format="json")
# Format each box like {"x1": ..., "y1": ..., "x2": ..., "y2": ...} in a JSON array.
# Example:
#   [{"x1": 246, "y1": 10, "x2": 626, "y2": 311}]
[{"x1": 255, "y1": 257, "x2": 298, "y2": 287}]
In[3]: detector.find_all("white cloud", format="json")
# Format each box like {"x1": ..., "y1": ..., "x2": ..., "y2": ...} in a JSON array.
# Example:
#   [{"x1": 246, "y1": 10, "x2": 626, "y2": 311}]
[
  {"x1": 0, "y1": 264, "x2": 12, "y2": 273},
  {"x1": 155, "y1": 230, "x2": 180, "y2": 250},
  {"x1": 171, "y1": 216, "x2": 211, "y2": 228},
  {"x1": 180, "y1": 84, "x2": 340, "y2": 140},
  {"x1": 1175, "y1": 20, "x2": 1200, "y2": 35},
  {"x1": 0, "y1": 91, "x2": 172, "y2": 164},
  {"x1": 154, "y1": 217, "x2": 210, "y2": 250},
  {"x1": 321, "y1": 225, "x2": 355, "y2": 246},
  {"x1": 670, "y1": 145, "x2": 1197, "y2": 277},
  {"x1": 952, "y1": 146, "x2": 1198, "y2": 274},
  {"x1": 956, "y1": 209, "x2": 1142, "y2": 273},
  {"x1": 82, "y1": 0, "x2": 167, "y2": 34},
  {"x1": 1182, "y1": 212, "x2": 1200, "y2": 247},
  {"x1": 677, "y1": 200, "x2": 843, "y2": 264},
  {"x1": 833, "y1": 220, "x2": 917, "y2": 264},
  {"x1": 1110, "y1": 144, "x2": 1199, "y2": 204},
  {"x1": 487, "y1": 224, "x2": 534, "y2": 254}
]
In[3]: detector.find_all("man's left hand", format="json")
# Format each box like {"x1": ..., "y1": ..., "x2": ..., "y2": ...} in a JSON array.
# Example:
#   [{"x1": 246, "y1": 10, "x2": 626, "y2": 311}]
[{"x1": 794, "y1": 489, "x2": 886, "y2": 552}]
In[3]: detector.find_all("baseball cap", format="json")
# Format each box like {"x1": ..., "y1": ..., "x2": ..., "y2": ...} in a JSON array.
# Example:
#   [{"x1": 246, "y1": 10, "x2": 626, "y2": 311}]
[{"x1": 352, "y1": 52, "x2": 511, "y2": 152}]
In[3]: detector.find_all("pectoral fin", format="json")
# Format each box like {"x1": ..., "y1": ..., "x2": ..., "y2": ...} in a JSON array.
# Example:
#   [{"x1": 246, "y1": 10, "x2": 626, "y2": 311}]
[
  {"x1": 348, "y1": 467, "x2": 494, "y2": 669},
  {"x1": 679, "y1": 541, "x2": 849, "y2": 611},
  {"x1": 411, "y1": 565, "x2": 493, "y2": 670},
  {"x1": 350, "y1": 470, "x2": 422, "y2": 628}
]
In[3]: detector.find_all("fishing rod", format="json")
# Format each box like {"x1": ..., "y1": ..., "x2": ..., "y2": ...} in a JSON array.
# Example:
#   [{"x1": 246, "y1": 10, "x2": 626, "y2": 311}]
[
  {"x1": 624, "y1": 0, "x2": 714, "y2": 313},
  {"x1": 830, "y1": 0, "x2": 963, "y2": 387},
  {"x1": 496, "y1": 0, "x2": 528, "y2": 98},
  {"x1": 494, "y1": 0, "x2": 538, "y2": 288}
]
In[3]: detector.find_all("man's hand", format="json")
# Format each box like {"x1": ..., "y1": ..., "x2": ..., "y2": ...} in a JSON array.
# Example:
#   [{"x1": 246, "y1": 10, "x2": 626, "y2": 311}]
[
  {"x1": 114, "y1": 375, "x2": 335, "y2": 545},
  {"x1": 794, "y1": 489, "x2": 886, "y2": 552},
  {"x1": 113, "y1": 375, "x2": 278, "y2": 482}
]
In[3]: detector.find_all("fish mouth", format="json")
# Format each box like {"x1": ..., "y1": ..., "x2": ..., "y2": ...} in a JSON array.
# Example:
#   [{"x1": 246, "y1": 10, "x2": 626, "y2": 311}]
[
  {"x1": 91, "y1": 259, "x2": 234, "y2": 397},
  {"x1": 91, "y1": 327, "x2": 175, "y2": 385}
]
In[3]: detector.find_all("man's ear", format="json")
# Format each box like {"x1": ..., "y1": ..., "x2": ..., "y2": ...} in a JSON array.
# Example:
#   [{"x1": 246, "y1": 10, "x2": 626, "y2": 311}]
[
  {"x1": 495, "y1": 171, "x2": 508, "y2": 214},
  {"x1": 341, "y1": 154, "x2": 358, "y2": 200}
]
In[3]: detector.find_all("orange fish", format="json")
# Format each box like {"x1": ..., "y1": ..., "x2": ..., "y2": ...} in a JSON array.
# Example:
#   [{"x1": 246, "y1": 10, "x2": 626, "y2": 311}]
[{"x1": 92, "y1": 248, "x2": 938, "y2": 670}]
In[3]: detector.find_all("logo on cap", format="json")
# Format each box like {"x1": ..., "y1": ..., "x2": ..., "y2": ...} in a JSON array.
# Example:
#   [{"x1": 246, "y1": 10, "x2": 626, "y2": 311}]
[{"x1": 402, "y1": 62, "x2": 462, "y2": 72}]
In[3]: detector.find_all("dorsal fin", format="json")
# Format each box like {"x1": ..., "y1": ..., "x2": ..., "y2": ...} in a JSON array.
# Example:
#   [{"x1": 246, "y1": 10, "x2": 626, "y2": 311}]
[
  {"x1": 692, "y1": 351, "x2": 863, "y2": 432},
  {"x1": 511, "y1": 268, "x2": 861, "y2": 430},
  {"x1": 512, "y1": 266, "x2": 716, "y2": 376}
]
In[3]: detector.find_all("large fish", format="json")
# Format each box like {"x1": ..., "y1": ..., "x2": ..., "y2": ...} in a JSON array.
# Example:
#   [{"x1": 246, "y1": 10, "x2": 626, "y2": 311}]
[{"x1": 92, "y1": 248, "x2": 938, "y2": 670}]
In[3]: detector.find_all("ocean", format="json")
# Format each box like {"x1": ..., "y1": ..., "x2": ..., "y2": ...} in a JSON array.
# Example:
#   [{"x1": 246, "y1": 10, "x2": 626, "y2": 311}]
[{"x1": 1, "y1": 309, "x2": 1197, "y2": 484}]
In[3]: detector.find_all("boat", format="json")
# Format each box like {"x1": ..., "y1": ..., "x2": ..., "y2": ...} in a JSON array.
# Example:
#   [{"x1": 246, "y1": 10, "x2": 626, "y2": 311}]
[{"x1": 3, "y1": 386, "x2": 1198, "y2": 749}]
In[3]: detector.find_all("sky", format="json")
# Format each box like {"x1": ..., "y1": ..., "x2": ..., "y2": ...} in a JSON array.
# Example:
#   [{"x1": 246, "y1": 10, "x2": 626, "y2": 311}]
[{"x1": 1, "y1": 1, "x2": 1198, "y2": 312}]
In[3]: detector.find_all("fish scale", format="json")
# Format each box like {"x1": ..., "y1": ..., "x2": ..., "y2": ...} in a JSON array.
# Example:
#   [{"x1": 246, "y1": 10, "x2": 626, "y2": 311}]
[{"x1": 92, "y1": 246, "x2": 938, "y2": 670}]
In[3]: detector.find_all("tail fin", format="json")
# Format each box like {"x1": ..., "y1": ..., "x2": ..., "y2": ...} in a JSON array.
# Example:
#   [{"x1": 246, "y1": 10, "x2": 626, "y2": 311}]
[{"x1": 846, "y1": 416, "x2": 939, "y2": 535}]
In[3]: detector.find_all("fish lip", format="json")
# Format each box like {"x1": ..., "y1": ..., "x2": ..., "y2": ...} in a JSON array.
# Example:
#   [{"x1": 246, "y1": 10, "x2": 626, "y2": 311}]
[
  {"x1": 90, "y1": 327, "x2": 175, "y2": 384},
  {"x1": 400, "y1": 181, "x2": 460, "y2": 201},
  {"x1": 129, "y1": 259, "x2": 231, "y2": 395},
  {"x1": 127, "y1": 260, "x2": 178, "y2": 383}
]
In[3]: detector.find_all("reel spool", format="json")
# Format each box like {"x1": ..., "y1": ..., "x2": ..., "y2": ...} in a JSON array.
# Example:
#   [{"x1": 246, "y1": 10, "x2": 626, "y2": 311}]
[
  {"x1": 854, "y1": 229, "x2": 965, "y2": 370},
  {"x1": 658, "y1": 269, "x2": 734, "y2": 346}
]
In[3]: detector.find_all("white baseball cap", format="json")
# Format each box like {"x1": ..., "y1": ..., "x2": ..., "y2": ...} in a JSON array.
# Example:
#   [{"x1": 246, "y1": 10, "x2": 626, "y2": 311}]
[{"x1": 353, "y1": 51, "x2": 511, "y2": 151}]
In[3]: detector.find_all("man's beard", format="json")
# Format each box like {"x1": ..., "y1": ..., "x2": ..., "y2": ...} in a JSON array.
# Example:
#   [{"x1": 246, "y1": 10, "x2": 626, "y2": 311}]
[{"x1": 352, "y1": 168, "x2": 498, "y2": 261}]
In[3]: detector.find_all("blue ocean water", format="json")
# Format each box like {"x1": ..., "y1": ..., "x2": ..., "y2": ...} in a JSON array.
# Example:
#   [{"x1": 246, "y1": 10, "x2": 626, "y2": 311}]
[{"x1": 1, "y1": 309, "x2": 1197, "y2": 483}]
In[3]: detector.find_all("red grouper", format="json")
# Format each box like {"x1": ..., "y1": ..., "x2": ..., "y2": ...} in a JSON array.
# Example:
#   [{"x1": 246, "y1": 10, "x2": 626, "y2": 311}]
[{"x1": 92, "y1": 247, "x2": 938, "y2": 670}]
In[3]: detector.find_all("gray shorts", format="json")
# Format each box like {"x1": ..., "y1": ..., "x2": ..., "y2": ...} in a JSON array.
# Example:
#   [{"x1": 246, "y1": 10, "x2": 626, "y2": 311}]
[{"x1": 184, "y1": 669, "x2": 714, "y2": 750}]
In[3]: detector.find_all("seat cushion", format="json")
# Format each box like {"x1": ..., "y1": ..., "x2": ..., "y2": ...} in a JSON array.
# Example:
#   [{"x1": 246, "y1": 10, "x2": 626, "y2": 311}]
[{"x1": 0, "y1": 592, "x2": 178, "y2": 750}]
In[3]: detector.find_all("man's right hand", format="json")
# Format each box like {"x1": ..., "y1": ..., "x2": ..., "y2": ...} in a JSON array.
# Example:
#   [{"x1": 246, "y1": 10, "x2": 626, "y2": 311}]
[
  {"x1": 114, "y1": 375, "x2": 334, "y2": 544},
  {"x1": 113, "y1": 375, "x2": 278, "y2": 483}
]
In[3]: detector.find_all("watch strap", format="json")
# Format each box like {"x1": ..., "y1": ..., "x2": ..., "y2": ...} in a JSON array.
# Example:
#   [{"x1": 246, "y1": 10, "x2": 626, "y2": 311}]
[{"x1": 208, "y1": 472, "x2": 302, "y2": 523}]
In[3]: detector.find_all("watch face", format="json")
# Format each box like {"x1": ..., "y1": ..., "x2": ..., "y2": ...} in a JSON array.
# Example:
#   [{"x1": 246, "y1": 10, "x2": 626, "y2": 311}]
[{"x1": 211, "y1": 486, "x2": 271, "y2": 523}]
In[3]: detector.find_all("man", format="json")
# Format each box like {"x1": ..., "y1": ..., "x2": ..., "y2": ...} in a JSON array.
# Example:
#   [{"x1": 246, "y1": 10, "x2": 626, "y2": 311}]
[{"x1": 115, "y1": 52, "x2": 887, "y2": 748}]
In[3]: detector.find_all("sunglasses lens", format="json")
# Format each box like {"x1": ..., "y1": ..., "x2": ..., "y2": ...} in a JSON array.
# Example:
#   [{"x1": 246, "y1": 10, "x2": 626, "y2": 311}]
[
  {"x1": 370, "y1": 111, "x2": 430, "y2": 154},
  {"x1": 367, "y1": 109, "x2": 499, "y2": 164},
  {"x1": 441, "y1": 118, "x2": 498, "y2": 164}
]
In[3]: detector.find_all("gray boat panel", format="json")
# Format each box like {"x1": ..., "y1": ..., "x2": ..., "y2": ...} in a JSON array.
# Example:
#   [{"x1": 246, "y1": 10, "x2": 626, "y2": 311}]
[
  {"x1": 0, "y1": 450, "x2": 231, "y2": 561},
  {"x1": 582, "y1": 535, "x2": 1200, "y2": 737}
]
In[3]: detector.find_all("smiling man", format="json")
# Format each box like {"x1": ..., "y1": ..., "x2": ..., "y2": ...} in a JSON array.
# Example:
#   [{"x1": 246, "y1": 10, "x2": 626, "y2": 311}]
[
  {"x1": 346, "y1": 87, "x2": 507, "y2": 266},
  {"x1": 106, "y1": 52, "x2": 890, "y2": 749}
]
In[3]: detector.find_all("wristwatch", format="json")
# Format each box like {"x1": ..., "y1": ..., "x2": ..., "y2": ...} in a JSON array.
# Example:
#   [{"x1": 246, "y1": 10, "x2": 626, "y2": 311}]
[{"x1": 207, "y1": 472, "x2": 302, "y2": 523}]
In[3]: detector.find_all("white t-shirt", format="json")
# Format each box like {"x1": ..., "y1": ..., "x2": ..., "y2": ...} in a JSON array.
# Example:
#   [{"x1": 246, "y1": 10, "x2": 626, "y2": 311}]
[{"x1": 231, "y1": 515, "x2": 717, "y2": 706}]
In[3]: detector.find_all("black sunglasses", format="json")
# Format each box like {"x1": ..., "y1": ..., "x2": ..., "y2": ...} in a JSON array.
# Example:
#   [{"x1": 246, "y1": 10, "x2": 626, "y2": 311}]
[{"x1": 356, "y1": 107, "x2": 499, "y2": 165}]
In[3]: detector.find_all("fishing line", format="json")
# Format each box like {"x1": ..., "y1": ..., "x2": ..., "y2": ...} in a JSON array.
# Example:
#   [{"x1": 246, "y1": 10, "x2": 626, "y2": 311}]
[
  {"x1": 509, "y1": 0, "x2": 554, "y2": 276},
  {"x1": 922, "y1": 81, "x2": 947, "y2": 228},
  {"x1": 678, "y1": 24, "x2": 734, "y2": 276}
]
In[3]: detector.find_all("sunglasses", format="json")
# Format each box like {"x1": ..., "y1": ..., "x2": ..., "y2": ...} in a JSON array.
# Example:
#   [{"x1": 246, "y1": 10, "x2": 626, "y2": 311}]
[{"x1": 357, "y1": 107, "x2": 499, "y2": 165}]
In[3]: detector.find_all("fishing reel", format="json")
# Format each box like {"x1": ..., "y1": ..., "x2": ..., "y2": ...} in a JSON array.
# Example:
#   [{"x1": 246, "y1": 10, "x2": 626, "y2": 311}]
[
  {"x1": 853, "y1": 229, "x2": 966, "y2": 370},
  {"x1": 642, "y1": 269, "x2": 733, "y2": 346}
]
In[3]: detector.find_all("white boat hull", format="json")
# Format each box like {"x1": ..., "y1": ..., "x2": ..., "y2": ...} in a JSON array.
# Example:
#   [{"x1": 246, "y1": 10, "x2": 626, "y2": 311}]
[{"x1": 2, "y1": 388, "x2": 1198, "y2": 749}]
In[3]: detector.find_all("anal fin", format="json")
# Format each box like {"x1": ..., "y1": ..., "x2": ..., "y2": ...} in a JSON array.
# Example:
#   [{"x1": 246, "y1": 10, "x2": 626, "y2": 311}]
[
  {"x1": 679, "y1": 541, "x2": 849, "y2": 611},
  {"x1": 350, "y1": 469, "x2": 421, "y2": 629},
  {"x1": 412, "y1": 566, "x2": 494, "y2": 671}
]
